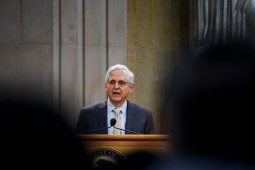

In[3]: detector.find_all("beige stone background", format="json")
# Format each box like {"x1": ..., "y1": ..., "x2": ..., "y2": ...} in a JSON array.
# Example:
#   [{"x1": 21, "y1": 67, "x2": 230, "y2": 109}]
[
  {"x1": 127, "y1": 0, "x2": 189, "y2": 133},
  {"x1": 1, "y1": 0, "x2": 252, "y2": 134},
  {"x1": 0, "y1": 0, "x2": 190, "y2": 133}
]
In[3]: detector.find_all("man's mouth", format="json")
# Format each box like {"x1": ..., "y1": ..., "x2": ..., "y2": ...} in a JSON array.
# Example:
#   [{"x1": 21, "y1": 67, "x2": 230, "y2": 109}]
[{"x1": 112, "y1": 92, "x2": 120, "y2": 96}]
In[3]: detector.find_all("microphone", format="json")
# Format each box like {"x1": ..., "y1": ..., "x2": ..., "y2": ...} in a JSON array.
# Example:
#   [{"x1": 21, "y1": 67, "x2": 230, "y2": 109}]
[
  {"x1": 79, "y1": 118, "x2": 116, "y2": 134},
  {"x1": 110, "y1": 118, "x2": 116, "y2": 126},
  {"x1": 111, "y1": 118, "x2": 142, "y2": 135}
]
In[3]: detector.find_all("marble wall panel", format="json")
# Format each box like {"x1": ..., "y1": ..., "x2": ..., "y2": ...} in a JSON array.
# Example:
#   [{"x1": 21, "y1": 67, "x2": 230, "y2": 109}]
[
  {"x1": 127, "y1": 0, "x2": 187, "y2": 133},
  {"x1": 85, "y1": 0, "x2": 106, "y2": 46},
  {"x1": 60, "y1": 44, "x2": 79, "y2": 127},
  {"x1": 108, "y1": 46, "x2": 127, "y2": 66},
  {"x1": 0, "y1": 44, "x2": 53, "y2": 104},
  {"x1": 61, "y1": 0, "x2": 77, "y2": 44},
  {"x1": 0, "y1": 0, "x2": 21, "y2": 43},
  {"x1": 108, "y1": 0, "x2": 127, "y2": 47},
  {"x1": 22, "y1": 0, "x2": 53, "y2": 43},
  {"x1": 84, "y1": 46, "x2": 107, "y2": 106}
]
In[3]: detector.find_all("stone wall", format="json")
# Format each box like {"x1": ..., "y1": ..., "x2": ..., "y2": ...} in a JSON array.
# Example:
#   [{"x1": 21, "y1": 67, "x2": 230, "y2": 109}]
[
  {"x1": 127, "y1": 0, "x2": 189, "y2": 133},
  {"x1": 0, "y1": 0, "x2": 190, "y2": 132}
]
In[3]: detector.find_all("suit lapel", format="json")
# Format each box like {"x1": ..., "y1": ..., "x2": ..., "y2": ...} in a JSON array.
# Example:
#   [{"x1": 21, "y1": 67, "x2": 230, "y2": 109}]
[
  {"x1": 96, "y1": 101, "x2": 108, "y2": 134},
  {"x1": 125, "y1": 101, "x2": 136, "y2": 134}
]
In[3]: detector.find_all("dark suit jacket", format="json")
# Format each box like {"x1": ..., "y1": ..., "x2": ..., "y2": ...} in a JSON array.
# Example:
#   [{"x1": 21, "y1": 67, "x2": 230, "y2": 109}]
[{"x1": 75, "y1": 100, "x2": 155, "y2": 134}]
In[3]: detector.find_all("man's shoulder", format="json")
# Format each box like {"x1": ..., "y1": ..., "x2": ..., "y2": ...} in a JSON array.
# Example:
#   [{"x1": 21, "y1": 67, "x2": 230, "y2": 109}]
[
  {"x1": 80, "y1": 102, "x2": 106, "y2": 111},
  {"x1": 127, "y1": 100, "x2": 151, "y2": 113}
]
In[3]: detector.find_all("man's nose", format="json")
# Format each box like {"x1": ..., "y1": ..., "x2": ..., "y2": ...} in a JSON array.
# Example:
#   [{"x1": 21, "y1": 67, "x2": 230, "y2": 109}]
[{"x1": 114, "y1": 81, "x2": 120, "y2": 88}]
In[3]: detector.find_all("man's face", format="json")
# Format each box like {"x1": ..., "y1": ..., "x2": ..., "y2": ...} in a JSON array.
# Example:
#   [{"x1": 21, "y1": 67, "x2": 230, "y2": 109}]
[{"x1": 104, "y1": 69, "x2": 134, "y2": 107}]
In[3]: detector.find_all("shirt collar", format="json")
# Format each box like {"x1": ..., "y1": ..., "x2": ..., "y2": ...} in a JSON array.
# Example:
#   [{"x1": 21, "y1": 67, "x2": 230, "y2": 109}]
[{"x1": 107, "y1": 98, "x2": 127, "y2": 116}]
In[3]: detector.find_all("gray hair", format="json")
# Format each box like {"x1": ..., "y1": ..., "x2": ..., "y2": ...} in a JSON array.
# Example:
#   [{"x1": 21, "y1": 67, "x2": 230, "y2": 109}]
[{"x1": 105, "y1": 64, "x2": 134, "y2": 84}]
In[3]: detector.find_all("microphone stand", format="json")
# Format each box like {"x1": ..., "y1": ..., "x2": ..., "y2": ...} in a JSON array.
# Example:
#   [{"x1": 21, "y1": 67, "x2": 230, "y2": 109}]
[
  {"x1": 113, "y1": 126, "x2": 142, "y2": 135},
  {"x1": 79, "y1": 125, "x2": 112, "y2": 134}
]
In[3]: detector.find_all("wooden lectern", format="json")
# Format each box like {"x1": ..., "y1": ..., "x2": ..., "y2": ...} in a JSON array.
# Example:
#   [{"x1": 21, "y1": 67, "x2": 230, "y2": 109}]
[{"x1": 77, "y1": 134, "x2": 171, "y2": 167}]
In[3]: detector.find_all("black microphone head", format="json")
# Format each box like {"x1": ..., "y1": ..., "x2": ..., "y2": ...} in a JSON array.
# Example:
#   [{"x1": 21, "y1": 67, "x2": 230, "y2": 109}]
[{"x1": 110, "y1": 118, "x2": 116, "y2": 126}]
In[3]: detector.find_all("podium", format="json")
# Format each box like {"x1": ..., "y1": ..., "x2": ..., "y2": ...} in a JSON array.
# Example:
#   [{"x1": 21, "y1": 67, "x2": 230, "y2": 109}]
[{"x1": 77, "y1": 134, "x2": 171, "y2": 167}]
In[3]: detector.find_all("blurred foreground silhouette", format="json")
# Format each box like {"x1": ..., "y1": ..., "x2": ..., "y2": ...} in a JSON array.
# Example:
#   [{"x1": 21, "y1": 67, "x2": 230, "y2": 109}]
[
  {"x1": 160, "y1": 41, "x2": 255, "y2": 169},
  {"x1": 0, "y1": 94, "x2": 92, "y2": 169}
]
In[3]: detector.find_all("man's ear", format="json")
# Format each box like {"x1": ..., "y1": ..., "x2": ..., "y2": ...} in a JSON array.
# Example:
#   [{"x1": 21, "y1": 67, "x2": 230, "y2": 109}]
[
  {"x1": 129, "y1": 84, "x2": 135, "y2": 93},
  {"x1": 104, "y1": 83, "x2": 107, "y2": 90}
]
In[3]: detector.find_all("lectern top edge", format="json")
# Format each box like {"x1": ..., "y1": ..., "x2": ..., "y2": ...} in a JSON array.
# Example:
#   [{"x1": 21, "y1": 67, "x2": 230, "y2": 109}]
[{"x1": 77, "y1": 134, "x2": 170, "y2": 141}]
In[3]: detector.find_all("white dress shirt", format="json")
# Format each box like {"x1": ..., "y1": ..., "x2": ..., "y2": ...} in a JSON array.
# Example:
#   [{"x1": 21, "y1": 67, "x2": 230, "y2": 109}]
[{"x1": 107, "y1": 98, "x2": 127, "y2": 134}]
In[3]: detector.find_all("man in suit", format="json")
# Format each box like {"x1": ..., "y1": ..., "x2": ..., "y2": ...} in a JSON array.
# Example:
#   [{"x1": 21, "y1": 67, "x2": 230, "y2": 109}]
[{"x1": 75, "y1": 64, "x2": 155, "y2": 134}]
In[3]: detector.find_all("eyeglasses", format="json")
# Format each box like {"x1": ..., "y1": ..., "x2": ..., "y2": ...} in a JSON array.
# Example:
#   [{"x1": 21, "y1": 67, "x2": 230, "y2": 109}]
[{"x1": 107, "y1": 80, "x2": 130, "y2": 87}]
